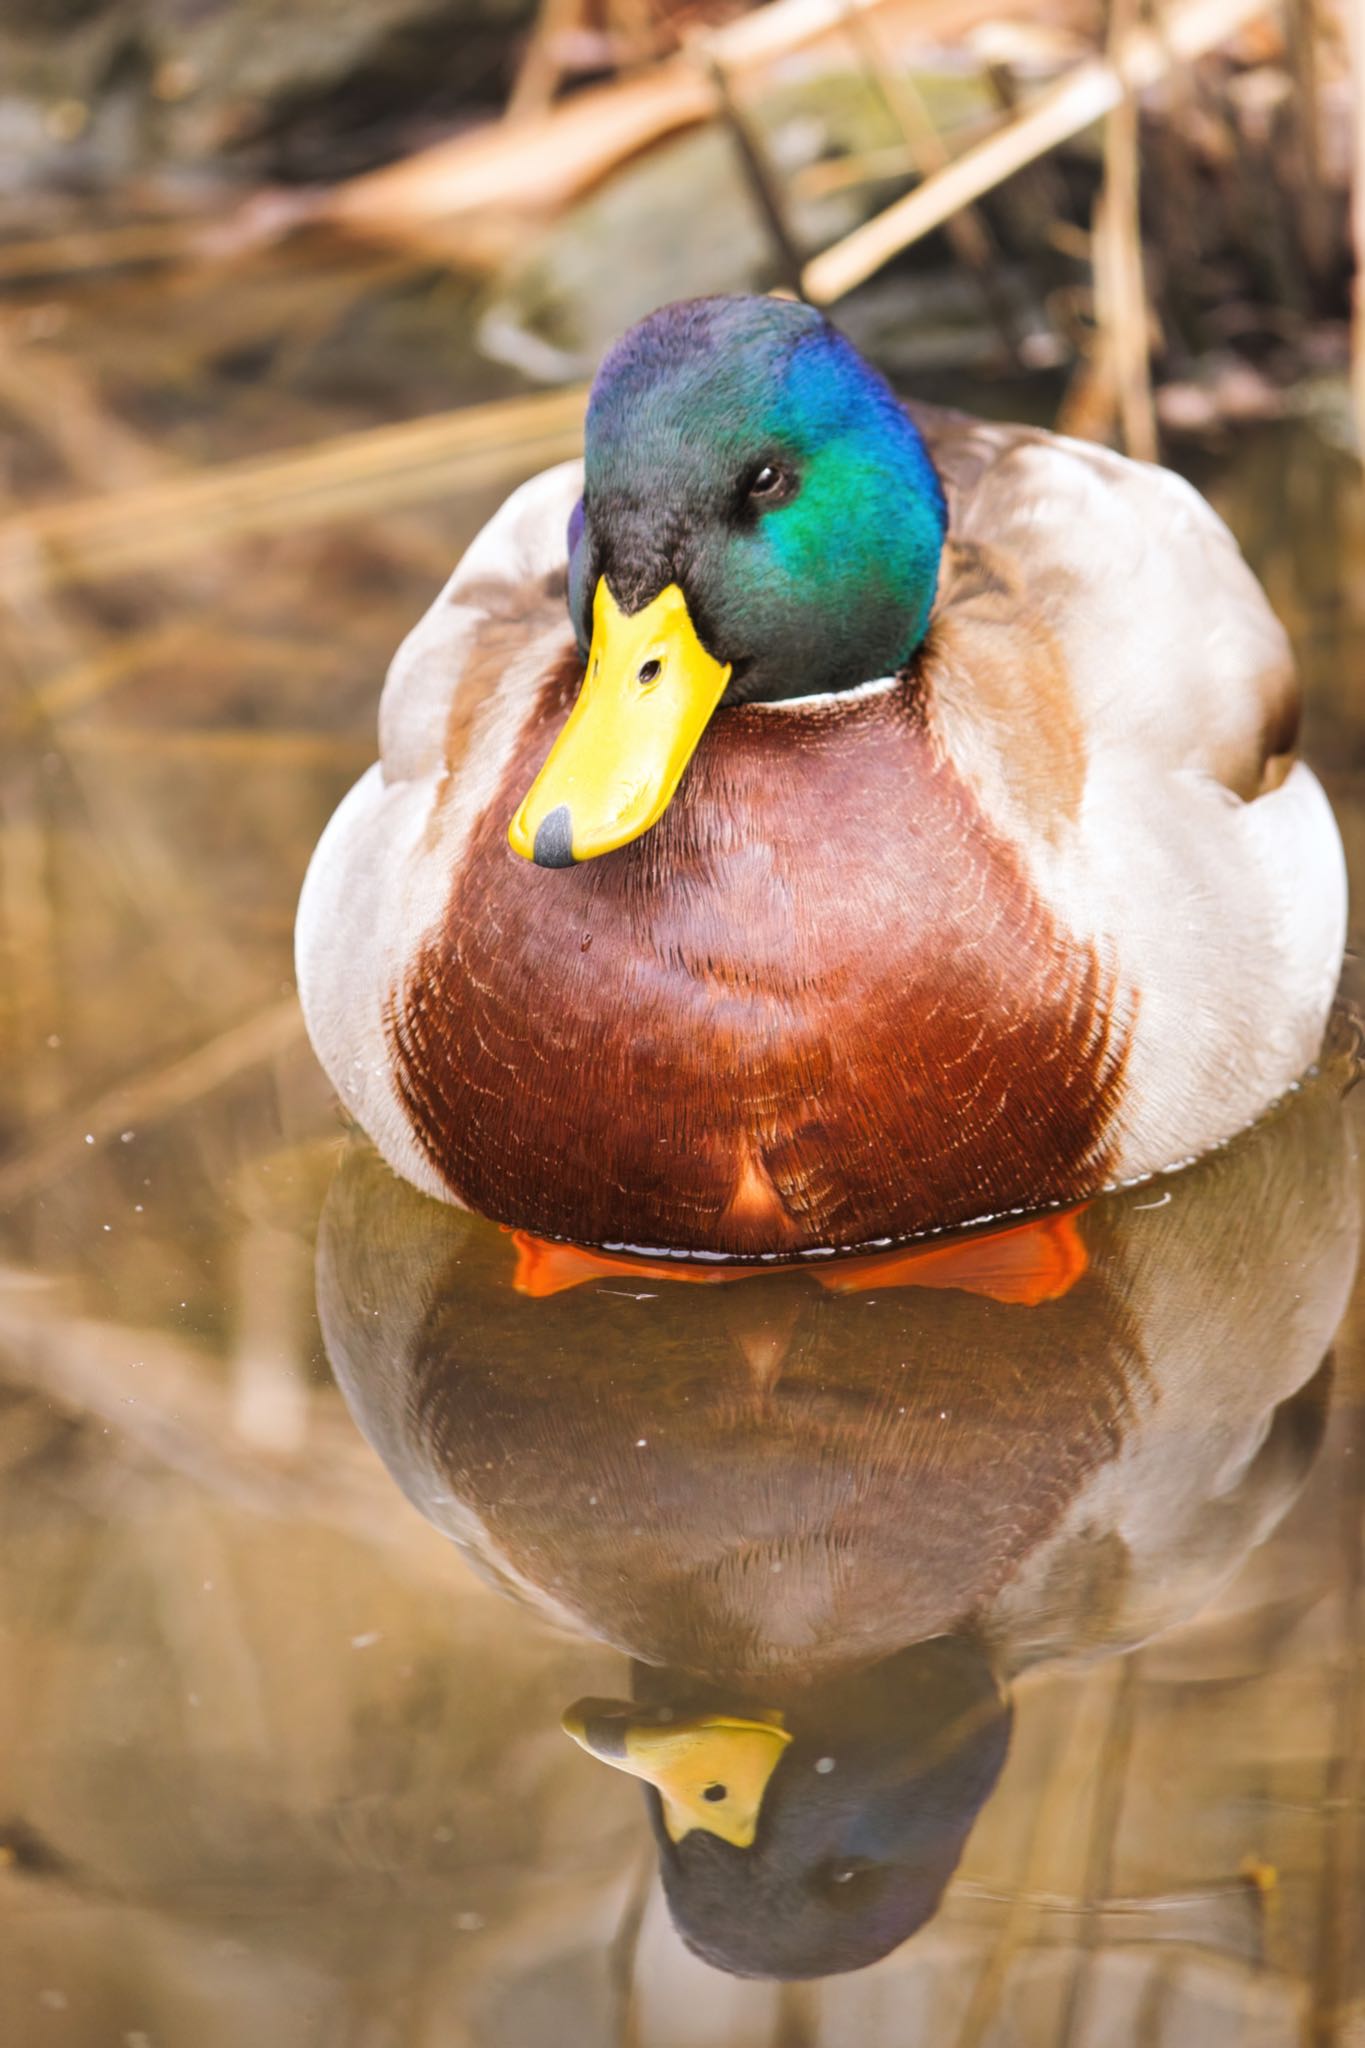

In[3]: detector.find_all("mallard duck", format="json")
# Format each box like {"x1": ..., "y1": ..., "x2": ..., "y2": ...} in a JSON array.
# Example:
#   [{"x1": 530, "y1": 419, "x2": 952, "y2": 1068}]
[
  {"x1": 297, "y1": 295, "x2": 1347, "y2": 1256},
  {"x1": 319, "y1": 1059, "x2": 1357, "y2": 1977}
]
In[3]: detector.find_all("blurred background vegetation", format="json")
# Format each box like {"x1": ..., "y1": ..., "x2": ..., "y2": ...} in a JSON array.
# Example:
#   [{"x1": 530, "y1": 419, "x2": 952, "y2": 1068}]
[{"x1": 0, "y1": 0, "x2": 1361, "y2": 440}]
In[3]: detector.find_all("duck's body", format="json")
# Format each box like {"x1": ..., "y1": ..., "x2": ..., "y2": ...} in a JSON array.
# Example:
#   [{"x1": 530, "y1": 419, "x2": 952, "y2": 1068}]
[{"x1": 298, "y1": 302, "x2": 1345, "y2": 1255}]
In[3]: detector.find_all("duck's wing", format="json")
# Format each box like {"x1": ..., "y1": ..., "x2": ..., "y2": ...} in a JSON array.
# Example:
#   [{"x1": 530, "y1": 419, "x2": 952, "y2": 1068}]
[
  {"x1": 913, "y1": 406, "x2": 1297, "y2": 802},
  {"x1": 378, "y1": 459, "x2": 583, "y2": 787},
  {"x1": 296, "y1": 462, "x2": 583, "y2": 1206},
  {"x1": 911, "y1": 407, "x2": 1346, "y2": 1189}
]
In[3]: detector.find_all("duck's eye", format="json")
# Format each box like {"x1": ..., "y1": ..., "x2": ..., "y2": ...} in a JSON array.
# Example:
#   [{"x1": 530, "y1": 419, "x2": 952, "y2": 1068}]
[{"x1": 746, "y1": 463, "x2": 794, "y2": 505}]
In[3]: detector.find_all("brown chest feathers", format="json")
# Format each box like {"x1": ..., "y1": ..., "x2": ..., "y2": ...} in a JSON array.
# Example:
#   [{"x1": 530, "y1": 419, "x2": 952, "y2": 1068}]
[{"x1": 389, "y1": 660, "x2": 1131, "y2": 1256}]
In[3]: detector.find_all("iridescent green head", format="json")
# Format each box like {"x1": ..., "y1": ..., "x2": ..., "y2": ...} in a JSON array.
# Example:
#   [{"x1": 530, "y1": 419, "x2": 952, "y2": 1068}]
[{"x1": 509, "y1": 295, "x2": 947, "y2": 867}]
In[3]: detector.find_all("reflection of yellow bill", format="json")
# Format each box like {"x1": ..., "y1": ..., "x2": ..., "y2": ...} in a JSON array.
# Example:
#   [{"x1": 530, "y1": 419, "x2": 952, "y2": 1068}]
[
  {"x1": 509, "y1": 579, "x2": 731, "y2": 866},
  {"x1": 562, "y1": 1699, "x2": 791, "y2": 1848}
]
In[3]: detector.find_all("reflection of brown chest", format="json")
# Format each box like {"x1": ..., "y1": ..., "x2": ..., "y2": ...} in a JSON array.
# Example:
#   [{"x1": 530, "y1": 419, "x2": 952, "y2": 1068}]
[
  {"x1": 390, "y1": 658, "x2": 1130, "y2": 1255},
  {"x1": 405, "y1": 1240, "x2": 1141, "y2": 1682}
]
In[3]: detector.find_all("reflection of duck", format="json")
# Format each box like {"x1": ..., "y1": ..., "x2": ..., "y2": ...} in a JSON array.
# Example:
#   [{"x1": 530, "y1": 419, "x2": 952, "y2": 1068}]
[
  {"x1": 319, "y1": 1057, "x2": 1358, "y2": 1979},
  {"x1": 297, "y1": 295, "x2": 1346, "y2": 1258}
]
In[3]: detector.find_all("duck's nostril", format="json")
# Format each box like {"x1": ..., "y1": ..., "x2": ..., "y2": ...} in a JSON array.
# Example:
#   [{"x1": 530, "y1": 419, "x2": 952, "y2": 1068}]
[
  {"x1": 532, "y1": 806, "x2": 577, "y2": 868},
  {"x1": 637, "y1": 659, "x2": 662, "y2": 687}
]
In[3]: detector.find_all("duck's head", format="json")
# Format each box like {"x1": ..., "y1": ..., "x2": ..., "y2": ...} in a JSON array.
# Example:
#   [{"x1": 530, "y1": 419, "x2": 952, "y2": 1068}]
[
  {"x1": 563, "y1": 1640, "x2": 1010, "y2": 1979},
  {"x1": 509, "y1": 295, "x2": 947, "y2": 867}
]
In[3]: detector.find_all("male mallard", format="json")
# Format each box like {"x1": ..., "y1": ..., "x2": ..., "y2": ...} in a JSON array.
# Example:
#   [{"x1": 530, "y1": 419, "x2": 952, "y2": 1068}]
[{"x1": 297, "y1": 295, "x2": 1347, "y2": 1256}]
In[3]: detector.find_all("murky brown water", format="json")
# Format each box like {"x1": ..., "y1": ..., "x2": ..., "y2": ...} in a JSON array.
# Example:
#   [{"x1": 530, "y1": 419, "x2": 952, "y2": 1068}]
[{"x1": 1, "y1": 237, "x2": 1363, "y2": 2043}]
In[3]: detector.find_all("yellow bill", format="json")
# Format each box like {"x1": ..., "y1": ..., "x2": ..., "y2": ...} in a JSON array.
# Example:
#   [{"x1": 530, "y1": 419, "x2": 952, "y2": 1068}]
[
  {"x1": 562, "y1": 1698, "x2": 791, "y2": 1849},
  {"x1": 509, "y1": 578, "x2": 731, "y2": 866}
]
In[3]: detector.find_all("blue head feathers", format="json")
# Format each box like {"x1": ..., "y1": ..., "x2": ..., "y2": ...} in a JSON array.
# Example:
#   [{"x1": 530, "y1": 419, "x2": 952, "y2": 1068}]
[{"x1": 568, "y1": 296, "x2": 947, "y2": 703}]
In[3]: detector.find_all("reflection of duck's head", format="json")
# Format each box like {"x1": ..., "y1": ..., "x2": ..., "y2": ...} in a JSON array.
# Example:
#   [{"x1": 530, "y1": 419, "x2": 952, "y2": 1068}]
[
  {"x1": 566, "y1": 1640, "x2": 1010, "y2": 1978},
  {"x1": 318, "y1": 1050, "x2": 1358, "y2": 1977}
]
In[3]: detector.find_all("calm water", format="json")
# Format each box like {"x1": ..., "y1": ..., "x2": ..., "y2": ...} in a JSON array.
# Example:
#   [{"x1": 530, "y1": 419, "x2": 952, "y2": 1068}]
[{"x1": 1, "y1": 236, "x2": 1364, "y2": 2044}]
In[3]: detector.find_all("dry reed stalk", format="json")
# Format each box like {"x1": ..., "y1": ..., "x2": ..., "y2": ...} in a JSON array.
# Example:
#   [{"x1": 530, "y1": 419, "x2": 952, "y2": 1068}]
[
  {"x1": 1350, "y1": 0, "x2": 1365, "y2": 455},
  {"x1": 0, "y1": 323, "x2": 170, "y2": 495},
  {"x1": 773, "y1": 1981, "x2": 822, "y2": 2045},
  {"x1": 838, "y1": 0, "x2": 1021, "y2": 358},
  {"x1": 611, "y1": 1848, "x2": 658, "y2": 2048},
  {"x1": 506, "y1": 0, "x2": 594, "y2": 121},
  {"x1": 795, "y1": 140, "x2": 919, "y2": 196},
  {"x1": 1285, "y1": 0, "x2": 1332, "y2": 282},
  {"x1": 328, "y1": 0, "x2": 991, "y2": 243},
  {"x1": 18, "y1": 624, "x2": 194, "y2": 724},
  {"x1": 609, "y1": 0, "x2": 665, "y2": 61},
  {"x1": 23, "y1": 625, "x2": 341, "y2": 725},
  {"x1": 1307, "y1": 1395, "x2": 1365, "y2": 2045},
  {"x1": 706, "y1": 52, "x2": 808, "y2": 292},
  {"x1": 506, "y1": 0, "x2": 672, "y2": 124},
  {"x1": 328, "y1": 61, "x2": 715, "y2": 232},
  {"x1": 0, "y1": 386, "x2": 588, "y2": 591},
  {"x1": 802, "y1": 0, "x2": 1271, "y2": 305},
  {"x1": 3, "y1": 566, "x2": 286, "y2": 1017},
  {"x1": 0, "y1": 772, "x2": 63, "y2": 1125},
  {"x1": 229, "y1": 1218, "x2": 313, "y2": 1454},
  {"x1": 982, "y1": 50, "x2": 1076, "y2": 231},
  {"x1": 58, "y1": 726, "x2": 375, "y2": 768},
  {"x1": 1139, "y1": 0, "x2": 1205, "y2": 327},
  {"x1": 1055, "y1": 1658, "x2": 1141, "y2": 2048},
  {"x1": 1094, "y1": 0, "x2": 1159, "y2": 459},
  {"x1": 1052, "y1": 262, "x2": 1118, "y2": 444},
  {"x1": 846, "y1": 12, "x2": 979, "y2": 214},
  {"x1": 951, "y1": 1674, "x2": 1102, "y2": 2048},
  {"x1": 0, "y1": 218, "x2": 202, "y2": 283}
]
